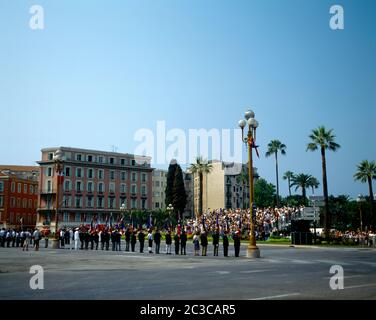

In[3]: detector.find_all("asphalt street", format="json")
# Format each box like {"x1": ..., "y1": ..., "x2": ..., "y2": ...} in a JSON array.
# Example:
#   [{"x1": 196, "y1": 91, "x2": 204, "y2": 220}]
[{"x1": 0, "y1": 243, "x2": 375, "y2": 300}]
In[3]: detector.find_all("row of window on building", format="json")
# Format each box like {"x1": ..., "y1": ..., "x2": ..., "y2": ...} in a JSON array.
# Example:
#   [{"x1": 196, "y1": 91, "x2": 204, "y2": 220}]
[
  {"x1": 7, "y1": 197, "x2": 38, "y2": 209},
  {"x1": 45, "y1": 167, "x2": 148, "y2": 182},
  {"x1": 0, "y1": 181, "x2": 37, "y2": 195},
  {"x1": 47, "y1": 152, "x2": 141, "y2": 166},
  {"x1": 8, "y1": 213, "x2": 36, "y2": 225},
  {"x1": 58, "y1": 196, "x2": 147, "y2": 210}
]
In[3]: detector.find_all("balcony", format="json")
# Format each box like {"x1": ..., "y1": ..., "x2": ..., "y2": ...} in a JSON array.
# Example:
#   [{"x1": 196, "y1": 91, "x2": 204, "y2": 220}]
[
  {"x1": 39, "y1": 189, "x2": 57, "y2": 195},
  {"x1": 131, "y1": 193, "x2": 137, "y2": 198},
  {"x1": 141, "y1": 194, "x2": 147, "y2": 199}
]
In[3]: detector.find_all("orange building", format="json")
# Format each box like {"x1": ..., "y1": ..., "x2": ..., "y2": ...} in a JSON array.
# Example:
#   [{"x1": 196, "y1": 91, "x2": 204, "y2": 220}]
[{"x1": 0, "y1": 166, "x2": 39, "y2": 229}]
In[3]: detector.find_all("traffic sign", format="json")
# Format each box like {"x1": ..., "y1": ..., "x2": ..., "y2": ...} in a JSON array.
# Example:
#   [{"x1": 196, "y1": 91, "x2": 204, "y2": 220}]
[{"x1": 302, "y1": 207, "x2": 320, "y2": 221}]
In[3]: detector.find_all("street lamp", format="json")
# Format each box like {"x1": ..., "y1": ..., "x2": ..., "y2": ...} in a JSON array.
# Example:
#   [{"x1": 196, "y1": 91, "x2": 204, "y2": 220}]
[
  {"x1": 356, "y1": 194, "x2": 365, "y2": 233},
  {"x1": 51, "y1": 149, "x2": 64, "y2": 249},
  {"x1": 238, "y1": 109, "x2": 261, "y2": 258},
  {"x1": 167, "y1": 203, "x2": 174, "y2": 231}
]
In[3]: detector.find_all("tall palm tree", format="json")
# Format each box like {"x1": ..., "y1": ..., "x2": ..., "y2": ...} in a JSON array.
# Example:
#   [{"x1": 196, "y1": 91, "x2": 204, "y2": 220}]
[
  {"x1": 291, "y1": 173, "x2": 312, "y2": 203},
  {"x1": 265, "y1": 140, "x2": 287, "y2": 207},
  {"x1": 236, "y1": 169, "x2": 249, "y2": 209},
  {"x1": 307, "y1": 176, "x2": 320, "y2": 195},
  {"x1": 354, "y1": 160, "x2": 376, "y2": 221},
  {"x1": 283, "y1": 171, "x2": 295, "y2": 197},
  {"x1": 189, "y1": 156, "x2": 213, "y2": 219},
  {"x1": 307, "y1": 126, "x2": 340, "y2": 237}
]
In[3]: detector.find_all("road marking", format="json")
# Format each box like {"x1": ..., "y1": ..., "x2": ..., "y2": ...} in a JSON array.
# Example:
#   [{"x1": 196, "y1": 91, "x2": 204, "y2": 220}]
[
  {"x1": 251, "y1": 293, "x2": 301, "y2": 300},
  {"x1": 240, "y1": 270, "x2": 270, "y2": 274},
  {"x1": 323, "y1": 275, "x2": 364, "y2": 280},
  {"x1": 213, "y1": 271, "x2": 231, "y2": 275},
  {"x1": 344, "y1": 283, "x2": 376, "y2": 290}
]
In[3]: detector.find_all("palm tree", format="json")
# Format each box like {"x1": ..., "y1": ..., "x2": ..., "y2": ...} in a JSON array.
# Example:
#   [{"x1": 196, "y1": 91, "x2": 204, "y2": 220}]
[
  {"x1": 307, "y1": 126, "x2": 340, "y2": 238},
  {"x1": 265, "y1": 140, "x2": 287, "y2": 207},
  {"x1": 283, "y1": 171, "x2": 295, "y2": 197},
  {"x1": 354, "y1": 160, "x2": 376, "y2": 222},
  {"x1": 307, "y1": 176, "x2": 320, "y2": 195},
  {"x1": 236, "y1": 169, "x2": 249, "y2": 209},
  {"x1": 291, "y1": 173, "x2": 312, "y2": 204},
  {"x1": 189, "y1": 156, "x2": 213, "y2": 219}
]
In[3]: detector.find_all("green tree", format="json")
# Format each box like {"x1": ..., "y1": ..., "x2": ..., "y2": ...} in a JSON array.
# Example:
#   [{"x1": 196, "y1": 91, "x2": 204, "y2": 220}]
[
  {"x1": 172, "y1": 165, "x2": 187, "y2": 218},
  {"x1": 165, "y1": 160, "x2": 178, "y2": 208},
  {"x1": 307, "y1": 126, "x2": 341, "y2": 238},
  {"x1": 290, "y1": 173, "x2": 312, "y2": 204},
  {"x1": 307, "y1": 176, "x2": 320, "y2": 195},
  {"x1": 254, "y1": 178, "x2": 276, "y2": 208},
  {"x1": 189, "y1": 156, "x2": 213, "y2": 218},
  {"x1": 236, "y1": 169, "x2": 249, "y2": 209},
  {"x1": 265, "y1": 140, "x2": 287, "y2": 207},
  {"x1": 354, "y1": 160, "x2": 376, "y2": 229},
  {"x1": 283, "y1": 171, "x2": 294, "y2": 197}
]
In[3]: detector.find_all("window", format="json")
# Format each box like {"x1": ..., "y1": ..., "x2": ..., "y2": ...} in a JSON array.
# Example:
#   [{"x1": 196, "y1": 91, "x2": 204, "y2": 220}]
[
  {"x1": 97, "y1": 197, "x2": 103, "y2": 208},
  {"x1": 98, "y1": 182, "x2": 104, "y2": 193},
  {"x1": 120, "y1": 184, "x2": 127, "y2": 193},
  {"x1": 120, "y1": 198, "x2": 127, "y2": 207},
  {"x1": 121, "y1": 159, "x2": 126, "y2": 165},
  {"x1": 75, "y1": 213, "x2": 81, "y2": 222},
  {"x1": 88, "y1": 155, "x2": 93, "y2": 162},
  {"x1": 109, "y1": 197, "x2": 115, "y2": 209},
  {"x1": 47, "y1": 181, "x2": 52, "y2": 192},
  {"x1": 64, "y1": 212, "x2": 69, "y2": 222},
  {"x1": 131, "y1": 184, "x2": 137, "y2": 194},
  {"x1": 48, "y1": 153, "x2": 53, "y2": 160},
  {"x1": 18, "y1": 183, "x2": 22, "y2": 193},
  {"x1": 131, "y1": 198, "x2": 137, "y2": 209},
  {"x1": 155, "y1": 202, "x2": 160, "y2": 208},
  {"x1": 23, "y1": 199, "x2": 27, "y2": 208},
  {"x1": 47, "y1": 167, "x2": 53, "y2": 177},
  {"x1": 132, "y1": 160, "x2": 136, "y2": 166},
  {"x1": 10, "y1": 197, "x2": 15, "y2": 208},
  {"x1": 65, "y1": 167, "x2": 71, "y2": 177},
  {"x1": 24, "y1": 184, "x2": 28, "y2": 194},
  {"x1": 0, "y1": 196, "x2": 3, "y2": 207},
  {"x1": 121, "y1": 171, "x2": 127, "y2": 181},
  {"x1": 64, "y1": 180, "x2": 71, "y2": 191},
  {"x1": 87, "y1": 181, "x2": 93, "y2": 193},
  {"x1": 63, "y1": 196, "x2": 71, "y2": 207},
  {"x1": 109, "y1": 182, "x2": 115, "y2": 193},
  {"x1": 110, "y1": 171, "x2": 115, "y2": 180},
  {"x1": 87, "y1": 196, "x2": 93, "y2": 208},
  {"x1": 98, "y1": 169, "x2": 104, "y2": 180},
  {"x1": 161, "y1": 182, "x2": 164, "y2": 188},
  {"x1": 154, "y1": 191, "x2": 160, "y2": 197},
  {"x1": 17, "y1": 198, "x2": 21, "y2": 208},
  {"x1": 76, "y1": 181, "x2": 82, "y2": 192},
  {"x1": 29, "y1": 185, "x2": 33, "y2": 194},
  {"x1": 142, "y1": 199, "x2": 146, "y2": 210},
  {"x1": 76, "y1": 168, "x2": 82, "y2": 178},
  {"x1": 75, "y1": 196, "x2": 82, "y2": 208},
  {"x1": 110, "y1": 157, "x2": 115, "y2": 165},
  {"x1": 88, "y1": 168, "x2": 94, "y2": 179},
  {"x1": 98, "y1": 156, "x2": 104, "y2": 163},
  {"x1": 11, "y1": 182, "x2": 15, "y2": 193},
  {"x1": 141, "y1": 173, "x2": 147, "y2": 183},
  {"x1": 76, "y1": 154, "x2": 82, "y2": 161},
  {"x1": 0, "y1": 182, "x2": 3, "y2": 192},
  {"x1": 131, "y1": 172, "x2": 137, "y2": 182},
  {"x1": 141, "y1": 185, "x2": 147, "y2": 195},
  {"x1": 155, "y1": 181, "x2": 160, "y2": 188},
  {"x1": 28, "y1": 199, "x2": 32, "y2": 208}
]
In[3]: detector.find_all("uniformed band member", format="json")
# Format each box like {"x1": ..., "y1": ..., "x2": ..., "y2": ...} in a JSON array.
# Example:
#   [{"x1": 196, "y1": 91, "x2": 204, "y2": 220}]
[
  {"x1": 180, "y1": 230, "x2": 187, "y2": 255},
  {"x1": 154, "y1": 229, "x2": 161, "y2": 254},
  {"x1": 223, "y1": 232, "x2": 229, "y2": 257},
  {"x1": 212, "y1": 229, "x2": 220, "y2": 256},
  {"x1": 165, "y1": 230, "x2": 172, "y2": 254},
  {"x1": 138, "y1": 229, "x2": 145, "y2": 253},
  {"x1": 200, "y1": 232, "x2": 208, "y2": 256},
  {"x1": 125, "y1": 228, "x2": 131, "y2": 252},
  {"x1": 147, "y1": 229, "x2": 153, "y2": 254},
  {"x1": 233, "y1": 230, "x2": 241, "y2": 258},
  {"x1": 131, "y1": 231, "x2": 137, "y2": 252}
]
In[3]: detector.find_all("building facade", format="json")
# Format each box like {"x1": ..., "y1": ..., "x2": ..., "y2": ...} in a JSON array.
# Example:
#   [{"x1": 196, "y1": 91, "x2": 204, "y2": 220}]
[
  {"x1": 0, "y1": 166, "x2": 39, "y2": 229},
  {"x1": 36, "y1": 147, "x2": 153, "y2": 232},
  {"x1": 193, "y1": 160, "x2": 259, "y2": 215},
  {"x1": 152, "y1": 169, "x2": 167, "y2": 211}
]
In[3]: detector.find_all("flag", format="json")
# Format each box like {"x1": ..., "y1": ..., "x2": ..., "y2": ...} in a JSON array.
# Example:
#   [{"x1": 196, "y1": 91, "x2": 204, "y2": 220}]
[
  {"x1": 202, "y1": 215, "x2": 206, "y2": 231},
  {"x1": 57, "y1": 170, "x2": 65, "y2": 185},
  {"x1": 147, "y1": 214, "x2": 153, "y2": 229},
  {"x1": 110, "y1": 212, "x2": 113, "y2": 227},
  {"x1": 216, "y1": 212, "x2": 219, "y2": 228},
  {"x1": 19, "y1": 217, "x2": 23, "y2": 225}
]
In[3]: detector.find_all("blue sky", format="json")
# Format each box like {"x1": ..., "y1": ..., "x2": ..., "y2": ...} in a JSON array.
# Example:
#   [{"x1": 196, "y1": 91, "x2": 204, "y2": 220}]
[{"x1": 0, "y1": 0, "x2": 375, "y2": 198}]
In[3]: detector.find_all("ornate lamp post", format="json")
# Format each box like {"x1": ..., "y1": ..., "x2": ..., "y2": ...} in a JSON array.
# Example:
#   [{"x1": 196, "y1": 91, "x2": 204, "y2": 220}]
[
  {"x1": 238, "y1": 109, "x2": 261, "y2": 258},
  {"x1": 51, "y1": 149, "x2": 64, "y2": 249},
  {"x1": 356, "y1": 194, "x2": 366, "y2": 233},
  {"x1": 167, "y1": 203, "x2": 174, "y2": 231}
]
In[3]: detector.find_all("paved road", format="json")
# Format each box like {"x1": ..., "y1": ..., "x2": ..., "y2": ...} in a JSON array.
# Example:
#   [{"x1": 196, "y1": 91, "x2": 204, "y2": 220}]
[{"x1": 0, "y1": 243, "x2": 375, "y2": 300}]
